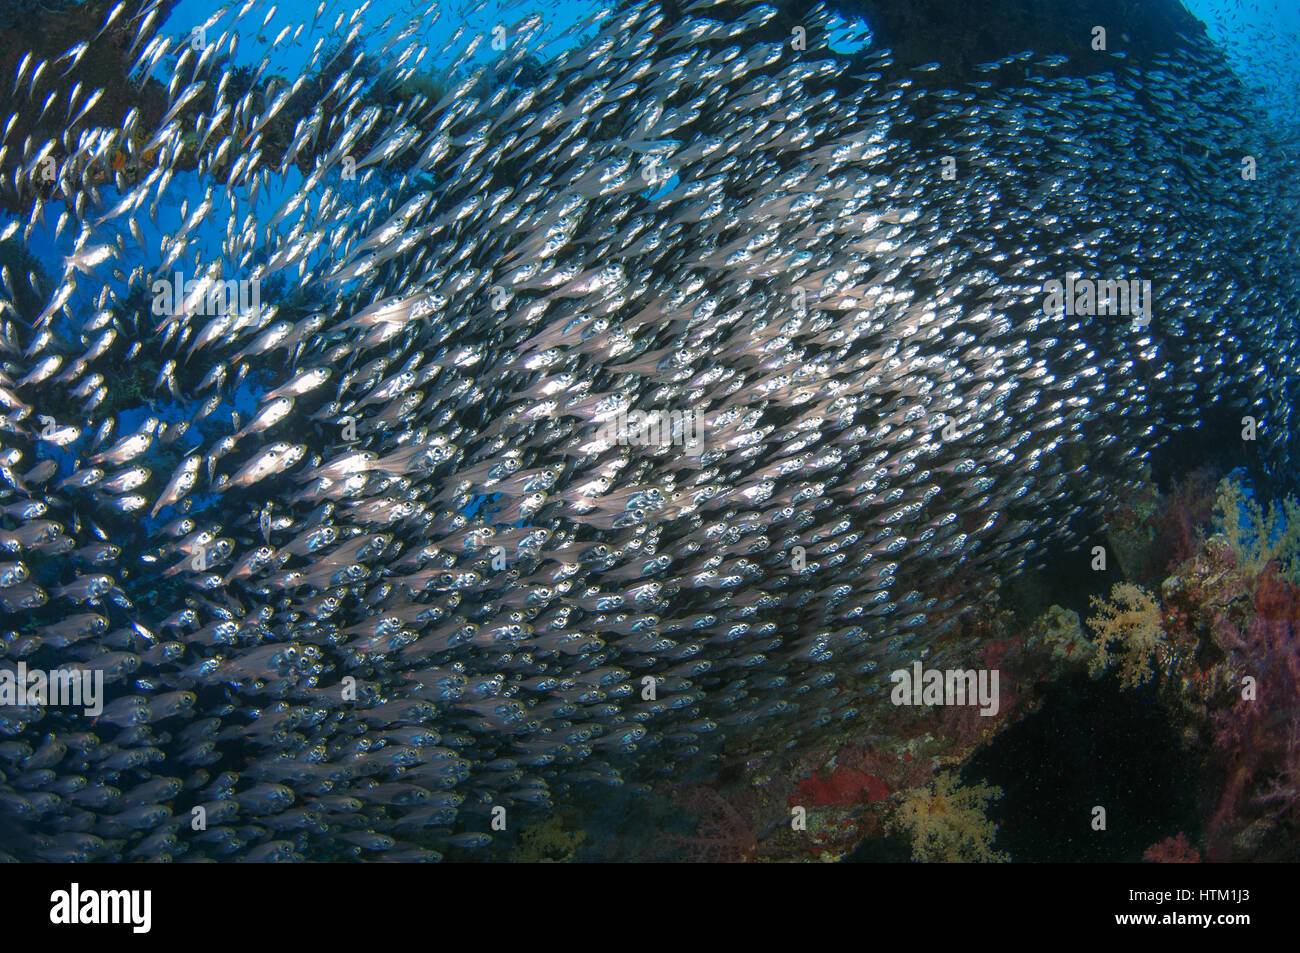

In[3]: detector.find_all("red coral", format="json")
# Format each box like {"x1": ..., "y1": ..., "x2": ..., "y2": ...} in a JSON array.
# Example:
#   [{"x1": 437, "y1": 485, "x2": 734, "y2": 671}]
[
  {"x1": 1143, "y1": 833, "x2": 1201, "y2": 863},
  {"x1": 791, "y1": 766, "x2": 889, "y2": 808},
  {"x1": 837, "y1": 745, "x2": 936, "y2": 799}
]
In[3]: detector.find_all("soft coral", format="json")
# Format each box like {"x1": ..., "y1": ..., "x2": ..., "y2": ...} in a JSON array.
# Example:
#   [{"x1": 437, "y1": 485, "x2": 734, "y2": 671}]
[
  {"x1": 1206, "y1": 565, "x2": 1300, "y2": 859},
  {"x1": 666, "y1": 785, "x2": 763, "y2": 863}
]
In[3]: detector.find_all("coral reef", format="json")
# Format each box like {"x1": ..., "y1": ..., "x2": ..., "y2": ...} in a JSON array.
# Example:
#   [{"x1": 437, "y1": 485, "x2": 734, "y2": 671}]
[
  {"x1": 1084, "y1": 583, "x2": 1167, "y2": 689},
  {"x1": 0, "y1": 1, "x2": 1293, "y2": 865},
  {"x1": 1092, "y1": 476, "x2": 1300, "y2": 860},
  {"x1": 722, "y1": 475, "x2": 1300, "y2": 862},
  {"x1": 664, "y1": 784, "x2": 769, "y2": 863},
  {"x1": 1103, "y1": 468, "x2": 1220, "y2": 585},
  {"x1": 1143, "y1": 833, "x2": 1201, "y2": 863},
  {"x1": 1199, "y1": 561, "x2": 1300, "y2": 860},
  {"x1": 511, "y1": 814, "x2": 586, "y2": 863},
  {"x1": 889, "y1": 771, "x2": 1008, "y2": 863},
  {"x1": 1212, "y1": 478, "x2": 1300, "y2": 578},
  {"x1": 1034, "y1": 605, "x2": 1090, "y2": 663}
]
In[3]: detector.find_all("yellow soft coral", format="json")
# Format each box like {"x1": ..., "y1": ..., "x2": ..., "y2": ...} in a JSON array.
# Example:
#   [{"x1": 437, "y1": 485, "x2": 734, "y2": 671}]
[
  {"x1": 891, "y1": 771, "x2": 1007, "y2": 863},
  {"x1": 1212, "y1": 478, "x2": 1300, "y2": 579},
  {"x1": 1085, "y1": 583, "x2": 1165, "y2": 689},
  {"x1": 511, "y1": 814, "x2": 586, "y2": 862}
]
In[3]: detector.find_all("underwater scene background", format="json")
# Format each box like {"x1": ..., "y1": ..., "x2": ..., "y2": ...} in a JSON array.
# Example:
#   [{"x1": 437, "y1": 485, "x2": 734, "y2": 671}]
[{"x1": 0, "y1": 0, "x2": 1298, "y2": 863}]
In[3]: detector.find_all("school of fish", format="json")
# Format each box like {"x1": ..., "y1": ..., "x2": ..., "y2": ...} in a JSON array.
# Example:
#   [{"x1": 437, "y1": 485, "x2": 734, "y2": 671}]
[{"x1": 0, "y1": 0, "x2": 1297, "y2": 860}]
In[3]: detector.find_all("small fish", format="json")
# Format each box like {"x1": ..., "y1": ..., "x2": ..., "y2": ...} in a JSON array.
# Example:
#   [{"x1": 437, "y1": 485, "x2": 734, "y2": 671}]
[
  {"x1": 234, "y1": 396, "x2": 294, "y2": 440},
  {"x1": 151, "y1": 454, "x2": 202, "y2": 517},
  {"x1": 226, "y1": 442, "x2": 306, "y2": 488},
  {"x1": 90, "y1": 418, "x2": 158, "y2": 466}
]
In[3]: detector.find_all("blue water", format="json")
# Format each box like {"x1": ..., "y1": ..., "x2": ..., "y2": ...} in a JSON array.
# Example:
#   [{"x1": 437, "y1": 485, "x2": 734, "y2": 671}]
[
  {"x1": 15, "y1": 0, "x2": 1289, "y2": 303},
  {"x1": 1182, "y1": 0, "x2": 1300, "y2": 123},
  {"x1": 4, "y1": 0, "x2": 1288, "y2": 524}
]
